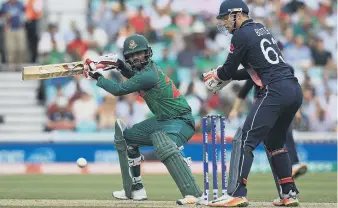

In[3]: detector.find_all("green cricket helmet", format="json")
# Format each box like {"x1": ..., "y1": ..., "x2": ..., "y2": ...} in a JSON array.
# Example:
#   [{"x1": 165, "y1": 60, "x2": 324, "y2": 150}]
[{"x1": 123, "y1": 34, "x2": 153, "y2": 71}]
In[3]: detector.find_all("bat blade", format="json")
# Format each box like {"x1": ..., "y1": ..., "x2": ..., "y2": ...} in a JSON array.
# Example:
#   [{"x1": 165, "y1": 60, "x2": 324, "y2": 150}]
[{"x1": 22, "y1": 61, "x2": 85, "y2": 80}]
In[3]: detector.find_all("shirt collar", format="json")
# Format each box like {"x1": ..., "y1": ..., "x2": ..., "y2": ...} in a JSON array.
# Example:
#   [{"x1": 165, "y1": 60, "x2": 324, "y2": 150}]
[{"x1": 240, "y1": 19, "x2": 254, "y2": 28}]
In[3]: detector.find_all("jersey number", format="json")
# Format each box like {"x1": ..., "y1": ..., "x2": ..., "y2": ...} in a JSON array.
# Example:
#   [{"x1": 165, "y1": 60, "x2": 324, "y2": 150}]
[{"x1": 260, "y1": 38, "x2": 286, "y2": 64}]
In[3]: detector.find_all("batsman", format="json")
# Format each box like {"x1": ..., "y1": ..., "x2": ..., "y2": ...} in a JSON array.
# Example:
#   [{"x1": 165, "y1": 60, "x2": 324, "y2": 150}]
[{"x1": 84, "y1": 34, "x2": 205, "y2": 205}]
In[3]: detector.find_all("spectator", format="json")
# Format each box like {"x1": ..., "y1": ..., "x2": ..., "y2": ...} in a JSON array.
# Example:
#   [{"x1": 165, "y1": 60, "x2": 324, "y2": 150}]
[
  {"x1": 190, "y1": 16, "x2": 206, "y2": 50},
  {"x1": 283, "y1": 35, "x2": 312, "y2": 69},
  {"x1": 300, "y1": 87, "x2": 316, "y2": 129},
  {"x1": 63, "y1": 20, "x2": 79, "y2": 45},
  {"x1": 129, "y1": 6, "x2": 149, "y2": 35},
  {"x1": 38, "y1": 23, "x2": 66, "y2": 64},
  {"x1": 204, "y1": 27, "x2": 230, "y2": 55},
  {"x1": 282, "y1": 27, "x2": 295, "y2": 49},
  {"x1": 250, "y1": 0, "x2": 270, "y2": 22},
  {"x1": 162, "y1": 14, "x2": 179, "y2": 42},
  {"x1": 185, "y1": 83, "x2": 202, "y2": 122},
  {"x1": 265, "y1": 16, "x2": 282, "y2": 39},
  {"x1": 175, "y1": 9, "x2": 193, "y2": 30},
  {"x1": 279, "y1": 12, "x2": 293, "y2": 32},
  {"x1": 116, "y1": 93, "x2": 149, "y2": 127},
  {"x1": 63, "y1": 75, "x2": 94, "y2": 104},
  {"x1": 317, "y1": 17, "x2": 337, "y2": 62},
  {"x1": 293, "y1": 107, "x2": 308, "y2": 131},
  {"x1": 92, "y1": 0, "x2": 110, "y2": 34},
  {"x1": 149, "y1": 0, "x2": 172, "y2": 31},
  {"x1": 1, "y1": 0, "x2": 27, "y2": 69},
  {"x1": 323, "y1": 69, "x2": 337, "y2": 96},
  {"x1": 318, "y1": 87, "x2": 337, "y2": 124},
  {"x1": 311, "y1": 38, "x2": 332, "y2": 68},
  {"x1": 97, "y1": 95, "x2": 117, "y2": 131},
  {"x1": 176, "y1": 36, "x2": 202, "y2": 68},
  {"x1": 168, "y1": 27, "x2": 185, "y2": 54},
  {"x1": 106, "y1": 2, "x2": 128, "y2": 40},
  {"x1": 194, "y1": 51, "x2": 217, "y2": 74},
  {"x1": 309, "y1": 99, "x2": 335, "y2": 132},
  {"x1": 48, "y1": 86, "x2": 65, "y2": 114},
  {"x1": 143, "y1": 20, "x2": 157, "y2": 43},
  {"x1": 317, "y1": 0, "x2": 332, "y2": 17},
  {"x1": 66, "y1": 30, "x2": 89, "y2": 61},
  {"x1": 83, "y1": 24, "x2": 108, "y2": 54},
  {"x1": 204, "y1": 28, "x2": 218, "y2": 53},
  {"x1": 115, "y1": 24, "x2": 135, "y2": 50},
  {"x1": 292, "y1": 13, "x2": 313, "y2": 42},
  {"x1": 72, "y1": 92, "x2": 98, "y2": 132},
  {"x1": 92, "y1": 1, "x2": 127, "y2": 40},
  {"x1": 24, "y1": 0, "x2": 43, "y2": 63},
  {"x1": 46, "y1": 91, "x2": 75, "y2": 132},
  {"x1": 301, "y1": 72, "x2": 313, "y2": 90},
  {"x1": 157, "y1": 48, "x2": 179, "y2": 86}
]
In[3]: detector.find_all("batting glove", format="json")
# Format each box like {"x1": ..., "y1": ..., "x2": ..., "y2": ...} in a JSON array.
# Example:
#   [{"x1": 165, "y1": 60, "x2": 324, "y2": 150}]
[
  {"x1": 84, "y1": 58, "x2": 103, "y2": 80},
  {"x1": 84, "y1": 53, "x2": 123, "y2": 80},
  {"x1": 94, "y1": 53, "x2": 120, "y2": 69}
]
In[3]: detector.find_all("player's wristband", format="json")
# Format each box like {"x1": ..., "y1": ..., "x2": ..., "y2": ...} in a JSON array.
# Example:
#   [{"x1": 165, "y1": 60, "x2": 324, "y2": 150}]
[
  {"x1": 90, "y1": 71, "x2": 103, "y2": 80},
  {"x1": 117, "y1": 59, "x2": 129, "y2": 71}
]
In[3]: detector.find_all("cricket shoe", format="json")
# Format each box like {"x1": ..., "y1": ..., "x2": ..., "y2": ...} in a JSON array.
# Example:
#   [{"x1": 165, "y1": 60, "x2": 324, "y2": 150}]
[
  {"x1": 112, "y1": 188, "x2": 148, "y2": 201},
  {"x1": 272, "y1": 190, "x2": 299, "y2": 207},
  {"x1": 272, "y1": 197, "x2": 284, "y2": 206},
  {"x1": 176, "y1": 195, "x2": 208, "y2": 206},
  {"x1": 209, "y1": 194, "x2": 249, "y2": 207},
  {"x1": 292, "y1": 163, "x2": 307, "y2": 179}
]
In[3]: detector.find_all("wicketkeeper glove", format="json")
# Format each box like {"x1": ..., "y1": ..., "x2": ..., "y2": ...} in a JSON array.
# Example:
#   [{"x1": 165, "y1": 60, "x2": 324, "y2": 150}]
[{"x1": 202, "y1": 66, "x2": 231, "y2": 94}]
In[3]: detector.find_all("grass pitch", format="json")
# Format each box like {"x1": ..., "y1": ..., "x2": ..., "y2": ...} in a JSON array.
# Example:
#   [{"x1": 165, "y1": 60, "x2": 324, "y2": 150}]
[{"x1": 0, "y1": 172, "x2": 336, "y2": 207}]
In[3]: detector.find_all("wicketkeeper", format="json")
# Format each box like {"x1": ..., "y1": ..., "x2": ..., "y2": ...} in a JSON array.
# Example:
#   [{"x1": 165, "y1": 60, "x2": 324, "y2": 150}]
[{"x1": 84, "y1": 34, "x2": 206, "y2": 206}]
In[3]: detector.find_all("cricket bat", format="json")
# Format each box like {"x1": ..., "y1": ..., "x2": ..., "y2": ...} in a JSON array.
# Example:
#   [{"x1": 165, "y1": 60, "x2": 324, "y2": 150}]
[{"x1": 22, "y1": 61, "x2": 85, "y2": 80}]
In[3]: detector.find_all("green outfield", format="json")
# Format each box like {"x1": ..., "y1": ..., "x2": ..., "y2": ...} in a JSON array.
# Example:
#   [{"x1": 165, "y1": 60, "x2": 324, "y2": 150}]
[{"x1": 0, "y1": 172, "x2": 336, "y2": 207}]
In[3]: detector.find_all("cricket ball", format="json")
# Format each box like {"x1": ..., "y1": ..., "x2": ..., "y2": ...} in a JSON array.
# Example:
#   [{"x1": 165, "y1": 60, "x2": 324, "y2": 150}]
[{"x1": 76, "y1": 157, "x2": 87, "y2": 168}]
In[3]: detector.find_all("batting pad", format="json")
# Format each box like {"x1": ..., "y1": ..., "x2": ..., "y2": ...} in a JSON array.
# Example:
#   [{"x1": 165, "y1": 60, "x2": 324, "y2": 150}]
[
  {"x1": 114, "y1": 120, "x2": 133, "y2": 199},
  {"x1": 150, "y1": 131, "x2": 202, "y2": 197}
]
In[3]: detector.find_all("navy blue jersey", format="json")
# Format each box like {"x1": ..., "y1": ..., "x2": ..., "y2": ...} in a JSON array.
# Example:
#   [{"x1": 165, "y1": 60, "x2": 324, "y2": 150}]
[
  {"x1": 237, "y1": 64, "x2": 295, "y2": 99},
  {"x1": 217, "y1": 19, "x2": 295, "y2": 87}
]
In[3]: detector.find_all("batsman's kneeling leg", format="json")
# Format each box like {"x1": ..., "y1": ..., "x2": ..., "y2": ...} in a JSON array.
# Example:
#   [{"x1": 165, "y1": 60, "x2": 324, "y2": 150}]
[{"x1": 150, "y1": 131, "x2": 202, "y2": 197}]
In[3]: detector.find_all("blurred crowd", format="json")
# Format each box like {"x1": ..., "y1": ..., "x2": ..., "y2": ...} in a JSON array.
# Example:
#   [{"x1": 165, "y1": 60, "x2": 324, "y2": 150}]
[
  {"x1": 0, "y1": 0, "x2": 336, "y2": 132},
  {"x1": 0, "y1": 0, "x2": 42, "y2": 68}
]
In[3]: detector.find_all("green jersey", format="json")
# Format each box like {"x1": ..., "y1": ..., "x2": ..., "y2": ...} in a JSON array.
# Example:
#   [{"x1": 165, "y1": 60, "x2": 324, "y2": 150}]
[{"x1": 96, "y1": 61, "x2": 192, "y2": 120}]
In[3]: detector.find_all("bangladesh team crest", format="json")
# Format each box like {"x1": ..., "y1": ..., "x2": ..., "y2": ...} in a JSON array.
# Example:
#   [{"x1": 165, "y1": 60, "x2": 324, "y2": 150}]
[{"x1": 129, "y1": 40, "x2": 137, "y2": 49}]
